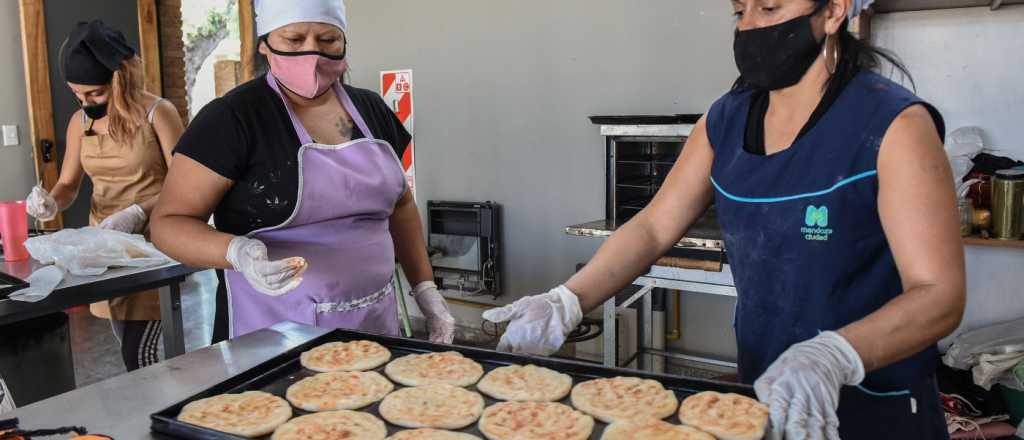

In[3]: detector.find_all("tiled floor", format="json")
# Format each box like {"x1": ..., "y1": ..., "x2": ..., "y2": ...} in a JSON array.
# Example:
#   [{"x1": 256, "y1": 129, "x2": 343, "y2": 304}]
[{"x1": 68, "y1": 270, "x2": 218, "y2": 387}]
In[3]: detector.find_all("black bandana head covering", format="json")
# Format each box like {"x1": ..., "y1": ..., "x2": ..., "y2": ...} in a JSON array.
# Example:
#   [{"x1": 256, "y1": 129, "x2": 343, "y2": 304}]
[{"x1": 62, "y1": 20, "x2": 136, "y2": 86}]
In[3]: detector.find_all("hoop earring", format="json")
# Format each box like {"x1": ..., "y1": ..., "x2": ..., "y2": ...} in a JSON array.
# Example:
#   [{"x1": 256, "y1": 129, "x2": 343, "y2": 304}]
[{"x1": 822, "y1": 33, "x2": 839, "y2": 75}]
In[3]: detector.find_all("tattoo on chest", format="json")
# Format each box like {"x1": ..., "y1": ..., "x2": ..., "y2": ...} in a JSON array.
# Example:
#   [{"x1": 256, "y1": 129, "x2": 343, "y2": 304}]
[{"x1": 336, "y1": 116, "x2": 353, "y2": 140}]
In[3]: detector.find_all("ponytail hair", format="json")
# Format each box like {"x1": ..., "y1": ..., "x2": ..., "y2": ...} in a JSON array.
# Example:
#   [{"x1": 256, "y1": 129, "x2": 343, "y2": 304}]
[
  {"x1": 830, "y1": 18, "x2": 915, "y2": 91},
  {"x1": 106, "y1": 56, "x2": 147, "y2": 144}
]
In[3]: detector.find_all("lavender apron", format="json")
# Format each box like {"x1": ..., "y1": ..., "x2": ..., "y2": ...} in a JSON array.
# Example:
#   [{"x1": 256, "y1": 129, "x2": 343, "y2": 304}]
[{"x1": 225, "y1": 74, "x2": 406, "y2": 338}]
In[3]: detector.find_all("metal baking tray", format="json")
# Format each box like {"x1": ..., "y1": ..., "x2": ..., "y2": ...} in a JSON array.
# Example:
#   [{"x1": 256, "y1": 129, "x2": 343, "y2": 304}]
[{"x1": 151, "y1": 328, "x2": 754, "y2": 439}]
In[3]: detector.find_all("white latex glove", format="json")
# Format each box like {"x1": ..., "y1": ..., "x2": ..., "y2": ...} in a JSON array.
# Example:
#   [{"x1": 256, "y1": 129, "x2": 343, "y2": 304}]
[
  {"x1": 98, "y1": 204, "x2": 147, "y2": 234},
  {"x1": 8, "y1": 265, "x2": 66, "y2": 303},
  {"x1": 26, "y1": 185, "x2": 58, "y2": 221},
  {"x1": 754, "y1": 331, "x2": 865, "y2": 440},
  {"x1": 482, "y1": 285, "x2": 582, "y2": 356},
  {"x1": 412, "y1": 281, "x2": 456, "y2": 344},
  {"x1": 225, "y1": 236, "x2": 307, "y2": 296}
]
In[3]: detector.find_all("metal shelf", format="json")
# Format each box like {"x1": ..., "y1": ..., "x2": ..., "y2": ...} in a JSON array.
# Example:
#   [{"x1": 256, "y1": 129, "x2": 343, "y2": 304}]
[{"x1": 873, "y1": 0, "x2": 1022, "y2": 12}]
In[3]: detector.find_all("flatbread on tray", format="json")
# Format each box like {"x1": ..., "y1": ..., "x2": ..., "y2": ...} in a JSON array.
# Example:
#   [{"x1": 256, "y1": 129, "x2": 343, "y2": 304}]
[
  {"x1": 384, "y1": 351, "x2": 484, "y2": 387},
  {"x1": 477, "y1": 364, "x2": 572, "y2": 402},
  {"x1": 286, "y1": 371, "x2": 393, "y2": 411},
  {"x1": 570, "y1": 376, "x2": 678, "y2": 423},
  {"x1": 177, "y1": 391, "x2": 291, "y2": 438},
  {"x1": 478, "y1": 401, "x2": 594, "y2": 440},
  {"x1": 271, "y1": 410, "x2": 387, "y2": 440},
  {"x1": 601, "y1": 417, "x2": 715, "y2": 440},
  {"x1": 386, "y1": 428, "x2": 482, "y2": 440},
  {"x1": 379, "y1": 384, "x2": 485, "y2": 430},
  {"x1": 300, "y1": 340, "x2": 392, "y2": 372},
  {"x1": 678, "y1": 391, "x2": 769, "y2": 440}
]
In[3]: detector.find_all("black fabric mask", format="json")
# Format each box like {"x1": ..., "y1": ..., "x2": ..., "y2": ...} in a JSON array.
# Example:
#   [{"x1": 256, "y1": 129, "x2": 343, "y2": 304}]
[
  {"x1": 82, "y1": 102, "x2": 109, "y2": 120},
  {"x1": 733, "y1": 8, "x2": 826, "y2": 90}
]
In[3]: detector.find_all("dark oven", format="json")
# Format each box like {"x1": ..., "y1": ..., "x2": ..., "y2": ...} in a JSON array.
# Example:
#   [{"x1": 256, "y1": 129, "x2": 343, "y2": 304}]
[{"x1": 567, "y1": 115, "x2": 724, "y2": 258}]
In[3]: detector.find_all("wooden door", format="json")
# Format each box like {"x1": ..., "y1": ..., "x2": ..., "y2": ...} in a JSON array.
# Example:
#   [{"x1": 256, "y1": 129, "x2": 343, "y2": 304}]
[{"x1": 18, "y1": 0, "x2": 161, "y2": 229}]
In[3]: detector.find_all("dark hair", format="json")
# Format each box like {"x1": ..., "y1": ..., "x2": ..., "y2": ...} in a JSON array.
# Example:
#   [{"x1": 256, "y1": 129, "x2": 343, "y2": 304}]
[{"x1": 733, "y1": 1, "x2": 915, "y2": 91}]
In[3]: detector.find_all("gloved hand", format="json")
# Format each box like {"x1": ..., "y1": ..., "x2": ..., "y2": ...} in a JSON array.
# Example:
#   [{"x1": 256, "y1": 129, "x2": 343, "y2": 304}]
[
  {"x1": 225, "y1": 236, "x2": 307, "y2": 296},
  {"x1": 754, "y1": 331, "x2": 865, "y2": 440},
  {"x1": 412, "y1": 281, "x2": 456, "y2": 344},
  {"x1": 26, "y1": 185, "x2": 58, "y2": 221},
  {"x1": 98, "y1": 204, "x2": 147, "y2": 234},
  {"x1": 482, "y1": 285, "x2": 582, "y2": 356}
]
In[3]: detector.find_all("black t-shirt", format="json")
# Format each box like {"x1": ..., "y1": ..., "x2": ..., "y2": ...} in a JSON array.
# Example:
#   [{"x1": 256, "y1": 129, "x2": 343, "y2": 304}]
[
  {"x1": 174, "y1": 76, "x2": 411, "y2": 236},
  {"x1": 743, "y1": 70, "x2": 853, "y2": 155}
]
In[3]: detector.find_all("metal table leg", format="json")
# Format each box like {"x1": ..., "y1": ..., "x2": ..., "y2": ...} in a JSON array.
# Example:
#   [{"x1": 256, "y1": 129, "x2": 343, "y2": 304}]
[
  {"x1": 602, "y1": 297, "x2": 616, "y2": 367},
  {"x1": 639, "y1": 289, "x2": 653, "y2": 371},
  {"x1": 159, "y1": 278, "x2": 186, "y2": 358}
]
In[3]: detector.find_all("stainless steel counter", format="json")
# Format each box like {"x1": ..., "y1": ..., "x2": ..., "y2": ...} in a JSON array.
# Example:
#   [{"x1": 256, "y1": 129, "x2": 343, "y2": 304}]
[{"x1": 5, "y1": 321, "x2": 330, "y2": 438}]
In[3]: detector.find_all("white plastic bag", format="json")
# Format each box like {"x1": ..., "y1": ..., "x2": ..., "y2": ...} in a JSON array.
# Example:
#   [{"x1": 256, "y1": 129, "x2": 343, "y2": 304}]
[
  {"x1": 946, "y1": 126, "x2": 986, "y2": 184},
  {"x1": 23, "y1": 227, "x2": 171, "y2": 276},
  {"x1": 944, "y1": 318, "x2": 1024, "y2": 370}
]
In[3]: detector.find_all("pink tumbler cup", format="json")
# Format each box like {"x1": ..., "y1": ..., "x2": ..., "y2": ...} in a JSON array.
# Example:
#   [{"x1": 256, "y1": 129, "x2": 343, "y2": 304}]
[{"x1": 0, "y1": 200, "x2": 29, "y2": 261}]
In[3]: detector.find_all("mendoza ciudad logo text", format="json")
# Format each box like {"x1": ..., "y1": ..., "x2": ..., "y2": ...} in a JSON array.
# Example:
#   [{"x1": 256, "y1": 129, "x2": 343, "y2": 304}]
[{"x1": 802, "y1": 205, "x2": 833, "y2": 241}]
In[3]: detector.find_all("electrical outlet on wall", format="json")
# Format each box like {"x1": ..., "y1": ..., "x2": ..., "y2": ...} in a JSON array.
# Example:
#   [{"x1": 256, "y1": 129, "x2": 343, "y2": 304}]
[{"x1": 2, "y1": 125, "x2": 18, "y2": 146}]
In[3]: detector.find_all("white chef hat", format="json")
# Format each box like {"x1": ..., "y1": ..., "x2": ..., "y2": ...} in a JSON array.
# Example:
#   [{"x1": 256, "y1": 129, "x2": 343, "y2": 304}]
[{"x1": 255, "y1": 0, "x2": 347, "y2": 36}]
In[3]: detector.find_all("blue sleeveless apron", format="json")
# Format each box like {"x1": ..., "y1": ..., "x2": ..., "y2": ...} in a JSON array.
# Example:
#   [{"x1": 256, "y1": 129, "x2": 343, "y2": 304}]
[{"x1": 707, "y1": 71, "x2": 949, "y2": 439}]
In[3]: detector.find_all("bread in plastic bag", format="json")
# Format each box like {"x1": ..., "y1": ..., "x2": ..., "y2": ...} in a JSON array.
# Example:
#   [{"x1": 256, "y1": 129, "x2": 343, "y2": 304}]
[{"x1": 23, "y1": 227, "x2": 172, "y2": 276}]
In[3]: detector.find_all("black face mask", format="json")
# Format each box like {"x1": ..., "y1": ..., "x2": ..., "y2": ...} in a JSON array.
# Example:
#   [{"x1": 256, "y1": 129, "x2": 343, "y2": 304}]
[
  {"x1": 733, "y1": 7, "x2": 826, "y2": 90},
  {"x1": 82, "y1": 102, "x2": 109, "y2": 120}
]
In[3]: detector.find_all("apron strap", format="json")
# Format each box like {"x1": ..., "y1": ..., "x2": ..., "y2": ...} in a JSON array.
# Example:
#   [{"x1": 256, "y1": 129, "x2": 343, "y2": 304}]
[
  {"x1": 266, "y1": 73, "x2": 315, "y2": 145},
  {"x1": 265, "y1": 73, "x2": 374, "y2": 145},
  {"x1": 332, "y1": 81, "x2": 375, "y2": 141}
]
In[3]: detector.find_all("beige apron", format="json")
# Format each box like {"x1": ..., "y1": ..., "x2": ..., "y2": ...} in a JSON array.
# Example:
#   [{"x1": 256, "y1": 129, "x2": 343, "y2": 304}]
[{"x1": 79, "y1": 100, "x2": 167, "y2": 321}]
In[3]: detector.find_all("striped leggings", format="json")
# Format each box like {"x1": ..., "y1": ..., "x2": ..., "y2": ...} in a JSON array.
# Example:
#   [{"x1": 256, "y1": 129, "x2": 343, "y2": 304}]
[
  {"x1": 110, "y1": 320, "x2": 162, "y2": 371},
  {"x1": 0, "y1": 375, "x2": 14, "y2": 414}
]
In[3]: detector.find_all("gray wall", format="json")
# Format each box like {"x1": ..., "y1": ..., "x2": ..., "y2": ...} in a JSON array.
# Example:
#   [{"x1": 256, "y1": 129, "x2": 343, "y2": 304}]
[
  {"x1": 346, "y1": 0, "x2": 736, "y2": 290},
  {"x1": 0, "y1": 1, "x2": 36, "y2": 203},
  {"x1": 873, "y1": 6, "x2": 1024, "y2": 347},
  {"x1": 44, "y1": 0, "x2": 142, "y2": 227},
  {"x1": 345, "y1": 0, "x2": 741, "y2": 359}
]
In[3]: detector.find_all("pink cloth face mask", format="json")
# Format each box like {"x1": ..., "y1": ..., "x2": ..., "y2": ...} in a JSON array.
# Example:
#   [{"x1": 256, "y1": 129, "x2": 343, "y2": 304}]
[{"x1": 265, "y1": 39, "x2": 348, "y2": 99}]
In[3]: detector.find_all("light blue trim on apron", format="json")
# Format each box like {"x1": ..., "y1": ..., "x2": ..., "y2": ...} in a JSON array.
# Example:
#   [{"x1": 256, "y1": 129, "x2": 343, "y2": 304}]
[
  {"x1": 855, "y1": 385, "x2": 912, "y2": 397},
  {"x1": 711, "y1": 170, "x2": 878, "y2": 204}
]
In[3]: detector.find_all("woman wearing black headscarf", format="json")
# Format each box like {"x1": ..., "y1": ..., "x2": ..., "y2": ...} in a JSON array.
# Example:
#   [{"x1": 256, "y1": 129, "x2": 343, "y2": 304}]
[{"x1": 25, "y1": 20, "x2": 184, "y2": 371}]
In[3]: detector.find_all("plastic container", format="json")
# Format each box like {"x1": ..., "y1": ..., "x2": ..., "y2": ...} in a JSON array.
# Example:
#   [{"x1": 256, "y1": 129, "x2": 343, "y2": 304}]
[{"x1": 0, "y1": 200, "x2": 29, "y2": 261}]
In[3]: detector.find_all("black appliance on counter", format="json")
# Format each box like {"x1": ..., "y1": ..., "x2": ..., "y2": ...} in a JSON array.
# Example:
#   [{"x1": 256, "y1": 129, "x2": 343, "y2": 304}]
[
  {"x1": 567, "y1": 115, "x2": 724, "y2": 258},
  {"x1": 427, "y1": 200, "x2": 502, "y2": 297}
]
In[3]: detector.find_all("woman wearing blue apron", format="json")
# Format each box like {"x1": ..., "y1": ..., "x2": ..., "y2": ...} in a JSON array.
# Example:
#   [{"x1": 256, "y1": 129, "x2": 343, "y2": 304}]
[
  {"x1": 151, "y1": 0, "x2": 455, "y2": 343},
  {"x1": 485, "y1": 1, "x2": 964, "y2": 438}
]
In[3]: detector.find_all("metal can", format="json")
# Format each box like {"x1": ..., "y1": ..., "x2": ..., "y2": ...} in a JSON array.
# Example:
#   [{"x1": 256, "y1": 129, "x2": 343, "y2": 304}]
[{"x1": 991, "y1": 169, "x2": 1024, "y2": 240}]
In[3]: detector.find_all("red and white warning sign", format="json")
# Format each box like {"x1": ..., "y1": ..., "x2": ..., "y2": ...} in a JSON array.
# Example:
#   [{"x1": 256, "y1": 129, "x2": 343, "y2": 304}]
[{"x1": 380, "y1": 70, "x2": 415, "y2": 195}]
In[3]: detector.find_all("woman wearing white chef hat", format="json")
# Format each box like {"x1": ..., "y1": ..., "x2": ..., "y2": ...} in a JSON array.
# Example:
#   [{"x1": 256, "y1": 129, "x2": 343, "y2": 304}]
[
  {"x1": 486, "y1": 0, "x2": 962, "y2": 438},
  {"x1": 152, "y1": 0, "x2": 456, "y2": 343}
]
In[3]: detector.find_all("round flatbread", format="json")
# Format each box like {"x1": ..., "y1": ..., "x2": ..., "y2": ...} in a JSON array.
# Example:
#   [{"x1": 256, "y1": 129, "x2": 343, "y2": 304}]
[
  {"x1": 478, "y1": 401, "x2": 594, "y2": 440},
  {"x1": 300, "y1": 340, "x2": 392, "y2": 372},
  {"x1": 386, "y1": 429, "x2": 481, "y2": 440},
  {"x1": 271, "y1": 410, "x2": 387, "y2": 440},
  {"x1": 378, "y1": 384, "x2": 485, "y2": 430},
  {"x1": 601, "y1": 418, "x2": 715, "y2": 440},
  {"x1": 477, "y1": 364, "x2": 572, "y2": 402},
  {"x1": 570, "y1": 377, "x2": 678, "y2": 423},
  {"x1": 177, "y1": 391, "x2": 291, "y2": 438},
  {"x1": 286, "y1": 371, "x2": 394, "y2": 411},
  {"x1": 678, "y1": 391, "x2": 769, "y2": 440},
  {"x1": 384, "y1": 351, "x2": 484, "y2": 387}
]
